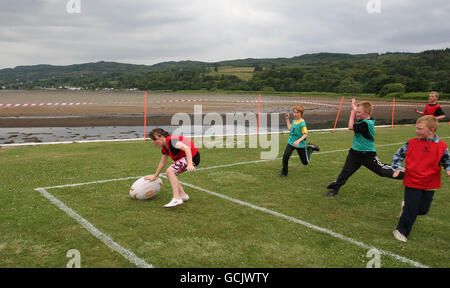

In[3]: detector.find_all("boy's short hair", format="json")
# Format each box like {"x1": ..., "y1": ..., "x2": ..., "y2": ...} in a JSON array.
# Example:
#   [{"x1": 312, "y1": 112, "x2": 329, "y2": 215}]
[
  {"x1": 430, "y1": 91, "x2": 439, "y2": 98},
  {"x1": 293, "y1": 104, "x2": 304, "y2": 116},
  {"x1": 417, "y1": 115, "x2": 438, "y2": 131},
  {"x1": 357, "y1": 101, "x2": 373, "y2": 115}
]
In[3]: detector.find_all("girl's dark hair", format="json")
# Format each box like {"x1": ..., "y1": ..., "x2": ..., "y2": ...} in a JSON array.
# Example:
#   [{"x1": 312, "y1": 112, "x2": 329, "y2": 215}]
[{"x1": 149, "y1": 128, "x2": 170, "y2": 140}]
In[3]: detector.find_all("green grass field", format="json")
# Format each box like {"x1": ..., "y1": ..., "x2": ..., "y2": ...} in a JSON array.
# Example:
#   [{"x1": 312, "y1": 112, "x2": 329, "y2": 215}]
[
  {"x1": 1, "y1": 124, "x2": 449, "y2": 268},
  {"x1": 207, "y1": 66, "x2": 255, "y2": 81}
]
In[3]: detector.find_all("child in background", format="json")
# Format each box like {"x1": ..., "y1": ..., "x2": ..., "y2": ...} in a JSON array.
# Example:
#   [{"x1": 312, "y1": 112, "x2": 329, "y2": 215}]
[
  {"x1": 145, "y1": 128, "x2": 200, "y2": 208},
  {"x1": 278, "y1": 104, "x2": 319, "y2": 177},
  {"x1": 391, "y1": 115, "x2": 450, "y2": 242},
  {"x1": 325, "y1": 99, "x2": 402, "y2": 197},
  {"x1": 414, "y1": 91, "x2": 446, "y2": 121}
]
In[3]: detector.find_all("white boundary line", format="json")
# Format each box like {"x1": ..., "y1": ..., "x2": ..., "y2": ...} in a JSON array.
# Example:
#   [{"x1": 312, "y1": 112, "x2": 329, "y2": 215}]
[
  {"x1": 5, "y1": 124, "x2": 446, "y2": 150},
  {"x1": 34, "y1": 187, "x2": 153, "y2": 268},
  {"x1": 0, "y1": 138, "x2": 144, "y2": 148},
  {"x1": 33, "y1": 139, "x2": 445, "y2": 268},
  {"x1": 36, "y1": 171, "x2": 428, "y2": 268},
  {"x1": 173, "y1": 179, "x2": 428, "y2": 268},
  {"x1": 197, "y1": 137, "x2": 449, "y2": 171},
  {"x1": 0, "y1": 124, "x2": 397, "y2": 148}
]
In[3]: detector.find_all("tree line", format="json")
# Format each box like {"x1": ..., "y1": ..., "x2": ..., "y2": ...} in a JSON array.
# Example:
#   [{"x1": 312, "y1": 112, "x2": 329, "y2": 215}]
[{"x1": 1, "y1": 49, "x2": 449, "y2": 98}]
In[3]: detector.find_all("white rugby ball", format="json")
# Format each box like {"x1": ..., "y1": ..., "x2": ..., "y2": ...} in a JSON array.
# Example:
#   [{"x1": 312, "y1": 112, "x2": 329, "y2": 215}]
[{"x1": 129, "y1": 176, "x2": 162, "y2": 200}]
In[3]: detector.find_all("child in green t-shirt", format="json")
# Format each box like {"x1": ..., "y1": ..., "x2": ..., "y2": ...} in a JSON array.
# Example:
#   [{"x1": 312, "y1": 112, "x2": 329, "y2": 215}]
[
  {"x1": 278, "y1": 104, "x2": 320, "y2": 177},
  {"x1": 325, "y1": 99, "x2": 403, "y2": 196}
]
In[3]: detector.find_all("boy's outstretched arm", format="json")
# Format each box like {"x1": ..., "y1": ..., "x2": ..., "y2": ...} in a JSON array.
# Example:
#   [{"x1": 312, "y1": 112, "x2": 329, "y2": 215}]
[
  {"x1": 441, "y1": 148, "x2": 450, "y2": 176},
  {"x1": 348, "y1": 98, "x2": 357, "y2": 130},
  {"x1": 284, "y1": 113, "x2": 291, "y2": 131},
  {"x1": 435, "y1": 114, "x2": 446, "y2": 120},
  {"x1": 392, "y1": 143, "x2": 408, "y2": 178},
  {"x1": 414, "y1": 108, "x2": 424, "y2": 115},
  {"x1": 392, "y1": 142, "x2": 408, "y2": 170},
  {"x1": 293, "y1": 133, "x2": 308, "y2": 147}
]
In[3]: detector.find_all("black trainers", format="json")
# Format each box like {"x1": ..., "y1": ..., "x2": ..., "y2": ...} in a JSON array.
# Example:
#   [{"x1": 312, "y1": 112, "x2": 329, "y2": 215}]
[
  {"x1": 307, "y1": 143, "x2": 320, "y2": 152},
  {"x1": 277, "y1": 173, "x2": 287, "y2": 178},
  {"x1": 324, "y1": 189, "x2": 338, "y2": 197}
]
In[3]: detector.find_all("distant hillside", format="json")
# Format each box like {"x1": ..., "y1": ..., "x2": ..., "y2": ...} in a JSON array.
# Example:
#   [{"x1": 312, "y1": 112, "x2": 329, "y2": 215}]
[
  {"x1": 0, "y1": 61, "x2": 152, "y2": 83},
  {"x1": 217, "y1": 52, "x2": 380, "y2": 67},
  {"x1": 0, "y1": 52, "x2": 408, "y2": 82},
  {"x1": 0, "y1": 49, "x2": 449, "y2": 97}
]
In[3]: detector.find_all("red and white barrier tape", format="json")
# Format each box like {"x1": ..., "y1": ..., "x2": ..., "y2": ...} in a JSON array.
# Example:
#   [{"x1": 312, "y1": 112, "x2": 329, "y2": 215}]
[
  {"x1": 2, "y1": 99, "x2": 446, "y2": 108},
  {"x1": 112, "y1": 98, "x2": 210, "y2": 105},
  {"x1": 0, "y1": 102, "x2": 94, "y2": 108},
  {"x1": 112, "y1": 98, "x2": 432, "y2": 108}
]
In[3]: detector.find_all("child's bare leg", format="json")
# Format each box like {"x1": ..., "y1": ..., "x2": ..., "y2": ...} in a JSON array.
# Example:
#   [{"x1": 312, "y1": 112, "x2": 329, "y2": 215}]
[
  {"x1": 178, "y1": 182, "x2": 187, "y2": 197},
  {"x1": 166, "y1": 167, "x2": 181, "y2": 199}
]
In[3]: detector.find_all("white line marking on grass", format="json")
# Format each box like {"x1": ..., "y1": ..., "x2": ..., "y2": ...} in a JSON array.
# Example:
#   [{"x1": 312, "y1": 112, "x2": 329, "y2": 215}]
[
  {"x1": 194, "y1": 141, "x2": 415, "y2": 172},
  {"x1": 40, "y1": 176, "x2": 141, "y2": 190},
  {"x1": 39, "y1": 175, "x2": 429, "y2": 268},
  {"x1": 35, "y1": 138, "x2": 449, "y2": 268},
  {"x1": 163, "y1": 177, "x2": 429, "y2": 268},
  {"x1": 196, "y1": 136, "x2": 449, "y2": 172},
  {"x1": 34, "y1": 187, "x2": 153, "y2": 268},
  {"x1": 39, "y1": 138, "x2": 420, "y2": 189},
  {"x1": 1, "y1": 138, "x2": 144, "y2": 147}
]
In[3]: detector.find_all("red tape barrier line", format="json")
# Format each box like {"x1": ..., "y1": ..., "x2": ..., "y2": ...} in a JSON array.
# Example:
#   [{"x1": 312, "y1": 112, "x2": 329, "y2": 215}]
[
  {"x1": 0, "y1": 102, "x2": 94, "y2": 107},
  {"x1": 112, "y1": 98, "x2": 448, "y2": 108},
  {"x1": 2, "y1": 99, "x2": 448, "y2": 108}
]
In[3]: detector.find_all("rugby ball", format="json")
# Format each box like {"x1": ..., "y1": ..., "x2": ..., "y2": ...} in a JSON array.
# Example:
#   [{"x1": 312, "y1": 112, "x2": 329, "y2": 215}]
[{"x1": 129, "y1": 176, "x2": 162, "y2": 200}]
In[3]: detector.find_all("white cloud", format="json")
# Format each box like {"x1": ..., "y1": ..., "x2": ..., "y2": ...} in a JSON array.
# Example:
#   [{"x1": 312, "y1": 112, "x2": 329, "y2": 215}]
[{"x1": 0, "y1": 0, "x2": 448, "y2": 68}]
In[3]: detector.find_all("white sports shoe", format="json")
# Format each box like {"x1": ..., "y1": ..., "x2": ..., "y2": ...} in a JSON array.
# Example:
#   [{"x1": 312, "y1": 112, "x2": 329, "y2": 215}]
[
  {"x1": 181, "y1": 194, "x2": 190, "y2": 202},
  {"x1": 393, "y1": 229, "x2": 408, "y2": 242},
  {"x1": 164, "y1": 198, "x2": 184, "y2": 208}
]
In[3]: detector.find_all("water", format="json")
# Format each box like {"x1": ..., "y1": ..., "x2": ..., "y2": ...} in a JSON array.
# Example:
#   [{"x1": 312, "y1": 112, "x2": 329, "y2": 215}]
[{"x1": 0, "y1": 125, "x2": 285, "y2": 145}]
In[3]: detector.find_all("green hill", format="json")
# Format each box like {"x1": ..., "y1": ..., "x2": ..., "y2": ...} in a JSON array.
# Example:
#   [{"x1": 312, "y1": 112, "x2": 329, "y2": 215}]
[{"x1": 0, "y1": 49, "x2": 449, "y2": 96}]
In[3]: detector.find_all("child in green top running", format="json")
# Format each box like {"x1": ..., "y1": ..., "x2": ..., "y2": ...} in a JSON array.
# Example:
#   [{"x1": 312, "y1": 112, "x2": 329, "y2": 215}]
[
  {"x1": 278, "y1": 104, "x2": 320, "y2": 177},
  {"x1": 325, "y1": 99, "x2": 403, "y2": 196}
]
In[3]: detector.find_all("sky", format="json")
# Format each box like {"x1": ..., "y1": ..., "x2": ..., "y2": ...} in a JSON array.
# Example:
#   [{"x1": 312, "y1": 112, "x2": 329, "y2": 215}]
[{"x1": 0, "y1": 0, "x2": 449, "y2": 69}]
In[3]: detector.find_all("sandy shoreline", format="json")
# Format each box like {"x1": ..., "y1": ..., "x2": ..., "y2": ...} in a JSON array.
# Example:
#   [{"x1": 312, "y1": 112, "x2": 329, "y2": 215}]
[
  {"x1": 0, "y1": 114, "x2": 165, "y2": 127},
  {"x1": 1, "y1": 90, "x2": 443, "y2": 144},
  {"x1": 0, "y1": 90, "x2": 439, "y2": 128}
]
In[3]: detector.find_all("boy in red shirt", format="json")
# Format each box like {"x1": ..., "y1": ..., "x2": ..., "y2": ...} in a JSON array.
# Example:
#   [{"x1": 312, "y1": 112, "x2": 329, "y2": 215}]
[
  {"x1": 145, "y1": 128, "x2": 200, "y2": 208},
  {"x1": 414, "y1": 91, "x2": 446, "y2": 121},
  {"x1": 391, "y1": 115, "x2": 450, "y2": 242}
]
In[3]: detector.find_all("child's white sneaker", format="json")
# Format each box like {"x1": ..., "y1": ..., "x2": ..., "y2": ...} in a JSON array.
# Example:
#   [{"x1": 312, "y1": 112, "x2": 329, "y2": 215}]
[
  {"x1": 164, "y1": 198, "x2": 184, "y2": 208},
  {"x1": 393, "y1": 229, "x2": 408, "y2": 242},
  {"x1": 181, "y1": 194, "x2": 190, "y2": 202}
]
